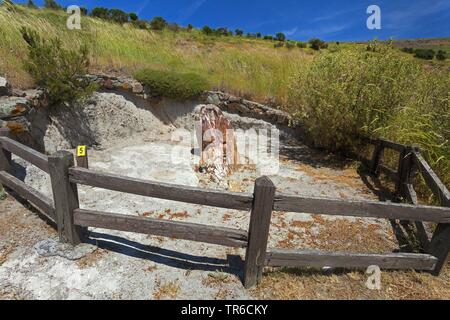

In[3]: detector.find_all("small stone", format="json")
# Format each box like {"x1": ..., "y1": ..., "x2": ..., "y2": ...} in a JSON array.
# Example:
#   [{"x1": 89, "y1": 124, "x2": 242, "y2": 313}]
[
  {"x1": 34, "y1": 238, "x2": 97, "y2": 261},
  {"x1": 132, "y1": 82, "x2": 144, "y2": 94},
  {"x1": 0, "y1": 77, "x2": 12, "y2": 97},
  {"x1": 206, "y1": 93, "x2": 221, "y2": 105}
]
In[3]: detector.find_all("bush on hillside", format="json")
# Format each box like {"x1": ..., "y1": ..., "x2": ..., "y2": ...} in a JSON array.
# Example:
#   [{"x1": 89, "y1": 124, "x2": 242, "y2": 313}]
[
  {"x1": 296, "y1": 42, "x2": 307, "y2": 48},
  {"x1": 202, "y1": 25, "x2": 213, "y2": 35},
  {"x1": 414, "y1": 49, "x2": 435, "y2": 60},
  {"x1": 287, "y1": 42, "x2": 449, "y2": 188},
  {"x1": 150, "y1": 16, "x2": 167, "y2": 30},
  {"x1": 20, "y1": 28, "x2": 97, "y2": 105},
  {"x1": 402, "y1": 47, "x2": 414, "y2": 54},
  {"x1": 235, "y1": 29, "x2": 243, "y2": 36},
  {"x1": 436, "y1": 50, "x2": 446, "y2": 61},
  {"x1": 274, "y1": 42, "x2": 284, "y2": 48},
  {"x1": 309, "y1": 38, "x2": 328, "y2": 50},
  {"x1": 134, "y1": 69, "x2": 209, "y2": 100}
]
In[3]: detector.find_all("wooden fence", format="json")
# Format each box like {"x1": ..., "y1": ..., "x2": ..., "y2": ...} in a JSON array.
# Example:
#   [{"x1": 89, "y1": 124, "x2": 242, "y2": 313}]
[{"x1": 0, "y1": 127, "x2": 449, "y2": 289}]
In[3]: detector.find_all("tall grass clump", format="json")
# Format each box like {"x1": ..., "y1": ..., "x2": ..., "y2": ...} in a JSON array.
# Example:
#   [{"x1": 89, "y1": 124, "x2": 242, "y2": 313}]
[
  {"x1": 135, "y1": 68, "x2": 209, "y2": 99},
  {"x1": 288, "y1": 42, "x2": 449, "y2": 188}
]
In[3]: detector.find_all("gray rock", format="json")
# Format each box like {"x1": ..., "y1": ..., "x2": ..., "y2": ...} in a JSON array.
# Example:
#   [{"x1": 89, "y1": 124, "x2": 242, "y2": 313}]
[
  {"x1": 0, "y1": 77, "x2": 12, "y2": 97},
  {"x1": 34, "y1": 238, "x2": 97, "y2": 261},
  {"x1": 0, "y1": 96, "x2": 30, "y2": 119},
  {"x1": 206, "y1": 93, "x2": 221, "y2": 105}
]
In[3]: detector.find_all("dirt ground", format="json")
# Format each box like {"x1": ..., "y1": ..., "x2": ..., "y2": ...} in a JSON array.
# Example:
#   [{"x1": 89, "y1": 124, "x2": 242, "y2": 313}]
[{"x1": 1, "y1": 92, "x2": 449, "y2": 300}]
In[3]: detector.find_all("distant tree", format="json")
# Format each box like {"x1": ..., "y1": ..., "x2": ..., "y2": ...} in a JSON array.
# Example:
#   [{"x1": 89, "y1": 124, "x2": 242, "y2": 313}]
[
  {"x1": 275, "y1": 32, "x2": 286, "y2": 42},
  {"x1": 109, "y1": 9, "x2": 129, "y2": 24},
  {"x1": 44, "y1": 0, "x2": 61, "y2": 10},
  {"x1": 202, "y1": 25, "x2": 213, "y2": 35},
  {"x1": 80, "y1": 7, "x2": 88, "y2": 15},
  {"x1": 263, "y1": 35, "x2": 273, "y2": 40},
  {"x1": 256, "y1": 32, "x2": 262, "y2": 38},
  {"x1": 91, "y1": 7, "x2": 109, "y2": 19},
  {"x1": 309, "y1": 38, "x2": 328, "y2": 50},
  {"x1": 129, "y1": 13, "x2": 138, "y2": 22},
  {"x1": 132, "y1": 20, "x2": 148, "y2": 29},
  {"x1": 296, "y1": 41, "x2": 307, "y2": 48},
  {"x1": 215, "y1": 27, "x2": 229, "y2": 36},
  {"x1": 246, "y1": 33, "x2": 256, "y2": 38},
  {"x1": 436, "y1": 50, "x2": 446, "y2": 61},
  {"x1": 336, "y1": 41, "x2": 340, "y2": 45},
  {"x1": 150, "y1": 16, "x2": 167, "y2": 30},
  {"x1": 235, "y1": 29, "x2": 243, "y2": 36},
  {"x1": 187, "y1": 24, "x2": 194, "y2": 31}
]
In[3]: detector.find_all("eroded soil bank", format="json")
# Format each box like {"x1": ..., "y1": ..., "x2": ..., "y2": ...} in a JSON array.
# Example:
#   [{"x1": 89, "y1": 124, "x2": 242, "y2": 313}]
[{"x1": 1, "y1": 91, "x2": 448, "y2": 300}]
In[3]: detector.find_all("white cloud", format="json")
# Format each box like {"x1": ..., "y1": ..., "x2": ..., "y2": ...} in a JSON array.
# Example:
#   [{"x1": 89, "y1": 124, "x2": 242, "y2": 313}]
[{"x1": 282, "y1": 26, "x2": 298, "y2": 36}]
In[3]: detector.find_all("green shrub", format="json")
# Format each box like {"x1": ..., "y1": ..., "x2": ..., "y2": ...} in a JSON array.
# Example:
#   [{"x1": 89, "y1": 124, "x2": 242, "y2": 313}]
[
  {"x1": 287, "y1": 42, "x2": 449, "y2": 187},
  {"x1": 436, "y1": 50, "x2": 446, "y2": 61},
  {"x1": 150, "y1": 16, "x2": 167, "y2": 30},
  {"x1": 21, "y1": 28, "x2": 96, "y2": 106},
  {"x1": 235, "y1": 29, "x2": 243, "y2": 36},
  {"x1": 44, "y1": 0, "x2": 61, "y2": 10},
  {"x1": 402, "y1": 47, "x2": 414, "y2": 54},
  {"x1": 202, "y1": 25, "x2": 213, "y2": 35},
  {"x1": 414, "y1": 49, "x2": 435, "y2": 60},
  {"x1": 296, "y1": 41, "x2": 307, "y2": 48},
  {"x1": 134, "y1": 69, "x2": 209, "y2": 100},
  {"x1": 309, "y1": 38, "x2": 328, "y2": 50}
]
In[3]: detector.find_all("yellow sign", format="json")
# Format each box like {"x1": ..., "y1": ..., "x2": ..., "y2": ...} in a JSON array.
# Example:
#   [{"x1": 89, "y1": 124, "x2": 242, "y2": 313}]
[{"x1": 77, "y1": 146, "x2": 87, "y2": 157}]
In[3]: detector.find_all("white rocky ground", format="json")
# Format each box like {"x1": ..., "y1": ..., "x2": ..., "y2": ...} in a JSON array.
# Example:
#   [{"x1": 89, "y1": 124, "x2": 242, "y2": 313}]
[{"x1": 0, "y1": 92, "x2": 398, "y2": 300}]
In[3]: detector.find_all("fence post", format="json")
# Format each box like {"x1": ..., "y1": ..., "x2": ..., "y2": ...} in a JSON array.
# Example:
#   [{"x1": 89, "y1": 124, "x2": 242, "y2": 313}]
[
  {"x1": 48, "y1": 150, "x2": 86, "y2": 246},
  {"x1": 0, "y1": 128, "x2": 12, "y2": 173},
  {"x1": 370, "y1": 140, "x2": 383, "y2": 176},
  {"x1": 429, "y1": 223, "x2": 450, "y2": 276},
  {"x1": 243, "y1": 176, "x2": 276, "y2": 289}
]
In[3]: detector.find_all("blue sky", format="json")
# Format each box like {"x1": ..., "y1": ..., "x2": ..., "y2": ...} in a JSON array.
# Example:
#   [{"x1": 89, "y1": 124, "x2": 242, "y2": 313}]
[{"x1": 16, "y1": 0, "x2": 450, "y2": 41}]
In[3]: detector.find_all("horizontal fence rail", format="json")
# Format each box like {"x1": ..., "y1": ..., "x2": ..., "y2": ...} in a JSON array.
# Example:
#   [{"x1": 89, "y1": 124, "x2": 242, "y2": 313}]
[
  {"x1": 69, "y1": 167, "x2": 254, "y2": 211},
  {"x1": 265, "y1": 249, "x2": 438, "y2": 271},
  {"x1": 274, "y1": 194, "x2": 450, "y2": 223},
  {"x1": 0, "y1": 136, "x2": 49, "y2": 173},
  {"x1": 74, "y1": 209, "x2": 248, "y2": 248},
  {"x1": 0, "y1": 170, "x2": 55, "y2": 221}
]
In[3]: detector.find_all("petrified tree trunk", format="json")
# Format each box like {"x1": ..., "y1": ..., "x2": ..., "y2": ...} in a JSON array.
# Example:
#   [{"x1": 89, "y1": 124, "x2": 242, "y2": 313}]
[{"x1": 195, "y1": 104, "x2": 238, "y2": 179}]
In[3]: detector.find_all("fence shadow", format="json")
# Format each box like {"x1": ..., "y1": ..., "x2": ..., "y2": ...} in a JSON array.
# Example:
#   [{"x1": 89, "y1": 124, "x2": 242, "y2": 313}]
[{"x1": 85, "y1": 231, "x2": 245, "y2": 279}]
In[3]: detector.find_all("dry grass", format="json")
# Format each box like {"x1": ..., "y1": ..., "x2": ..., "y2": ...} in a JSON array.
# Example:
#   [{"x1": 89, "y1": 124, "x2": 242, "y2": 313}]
[
  {"x1": 153, "y1": 280, "x2": 181, "y2": 300},
  {"x1": 253, "y1": 264, "x2": 450, "y2": 300},
  {"x1": 76, "y1": 248, "x2": 107, "y2": 269}
]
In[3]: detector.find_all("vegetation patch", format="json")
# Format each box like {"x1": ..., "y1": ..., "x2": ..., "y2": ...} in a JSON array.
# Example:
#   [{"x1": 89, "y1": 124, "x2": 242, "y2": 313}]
[{"x1": 134, "y1": 68, "x2": 209, "y2": 100}]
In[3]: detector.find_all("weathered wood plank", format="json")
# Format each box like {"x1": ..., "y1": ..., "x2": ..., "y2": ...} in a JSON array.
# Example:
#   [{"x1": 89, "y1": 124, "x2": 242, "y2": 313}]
[
  {"x1": 379, "y1": 139, "x2": 407, "y2": 153},
  {"x1": 265, "y1": 249, "x2": 437, "y2": 271},
  {"x1": 413, "y1": 151, "x2": 450, "y2": 206},
  {"x1": 69, "y1": 167, "x2": 253, "y2": 211},
  {"x1": 0, "y1": 136, "x2": 49, "y2": 173},
  {"x1": 73, "y1": 209, "x2": 248, "y2": 248},
  {"x1": 370, "y1": 140, "x2": 384, "y2": 174},
  {"x1": 0, "y1": 129, "x2": 12, "y2": 173},
  {"x1": 274, "y1": 194, "x2": 450, "y2": 223},
  {"x1": 429, "y1": 223, "x2": 450, "y2": 276},
  {"x1": 48, "y1": 151, "x2": 85, "y2": 245},
  {"x1": 0, "y1": 170, "x2": 55, "y2": 221},
  {"x1": 244, "y1": 177, "x2": 276, "y2": 289}
]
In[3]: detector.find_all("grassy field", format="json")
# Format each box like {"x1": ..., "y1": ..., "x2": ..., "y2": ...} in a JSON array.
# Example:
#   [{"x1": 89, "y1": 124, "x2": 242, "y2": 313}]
[{"x1": 0, "y1": 6, "x2": 449, "y2": 195}]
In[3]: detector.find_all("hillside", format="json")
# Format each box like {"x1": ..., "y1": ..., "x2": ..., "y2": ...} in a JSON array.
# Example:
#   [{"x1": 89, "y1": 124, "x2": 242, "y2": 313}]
[{"x1": 1, "y1": 5, "x2": 449, "y2": 195}]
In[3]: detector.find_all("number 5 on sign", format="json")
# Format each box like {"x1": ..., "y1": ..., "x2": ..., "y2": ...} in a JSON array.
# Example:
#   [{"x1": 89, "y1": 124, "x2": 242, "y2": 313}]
[
  {"x1": 77, "y1": 146, "x2": 86, "y2": 157},
  {"x1": 76, "y1": 146, "x2": 89, "y2": 169}
]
